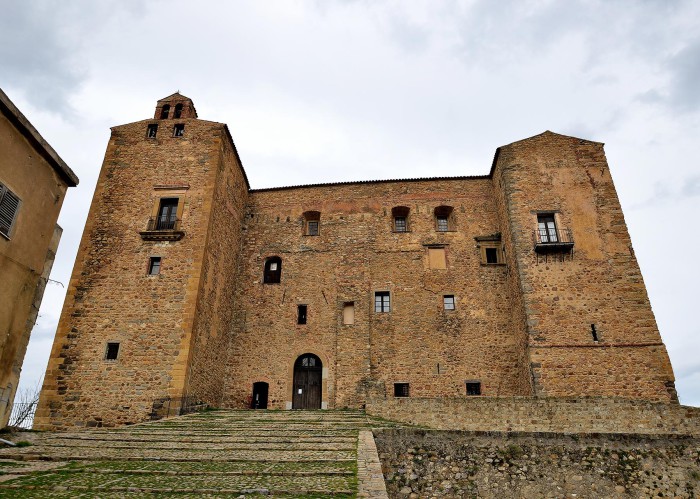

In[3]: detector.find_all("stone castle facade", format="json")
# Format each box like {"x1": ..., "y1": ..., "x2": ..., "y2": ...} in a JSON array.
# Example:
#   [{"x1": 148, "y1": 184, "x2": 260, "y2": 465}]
[{"x1": 35, "y1": 93, "x2": 677, "y2": 429}]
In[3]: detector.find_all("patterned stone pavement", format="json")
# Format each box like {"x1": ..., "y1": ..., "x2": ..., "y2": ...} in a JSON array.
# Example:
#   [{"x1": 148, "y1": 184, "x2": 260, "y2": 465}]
[{"x1": 0, "y1": 410, "x2": 398, "y2": 497}]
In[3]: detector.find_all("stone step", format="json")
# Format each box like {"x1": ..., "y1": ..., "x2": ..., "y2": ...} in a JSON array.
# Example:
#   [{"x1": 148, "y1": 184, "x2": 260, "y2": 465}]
[
  {"x1": 41, "y1": 434, "x2": 358, "y2": 444},
  {"x1": 33, "y1": 441, "x2": 356, "y2": 451}
]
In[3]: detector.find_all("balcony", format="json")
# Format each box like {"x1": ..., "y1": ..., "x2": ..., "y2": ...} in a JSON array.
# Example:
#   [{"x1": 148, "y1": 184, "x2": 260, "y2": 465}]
[
  {"x1": 534, "y1": 228, "x2": 574, "y2": 253},
  {"x1": 140, "y1": 217, "x2": 184, "y2": 241}
]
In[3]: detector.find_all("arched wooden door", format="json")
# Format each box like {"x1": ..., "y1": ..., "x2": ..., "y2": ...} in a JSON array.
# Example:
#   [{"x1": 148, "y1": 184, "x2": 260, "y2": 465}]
[{"x1": 292, "y1": 354, "x2": 322, "y2": 409}]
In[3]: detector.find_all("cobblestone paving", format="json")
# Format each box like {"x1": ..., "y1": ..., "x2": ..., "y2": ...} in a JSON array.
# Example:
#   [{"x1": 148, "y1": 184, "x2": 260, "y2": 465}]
[{"x1": 0, "y1": 410, "x2": 401, "y2": 497}]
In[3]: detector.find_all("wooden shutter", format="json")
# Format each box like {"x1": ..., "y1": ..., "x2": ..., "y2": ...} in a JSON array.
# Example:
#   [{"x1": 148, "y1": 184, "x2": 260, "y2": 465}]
[{"x1": 0, "y1": 185, "x2": 20, "y2": 237}]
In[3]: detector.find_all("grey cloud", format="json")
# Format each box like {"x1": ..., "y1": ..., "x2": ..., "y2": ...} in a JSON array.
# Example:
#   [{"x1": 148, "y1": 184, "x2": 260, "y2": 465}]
[{"x1": 667, "y1": 39, "x2": 700, "y2": 112}]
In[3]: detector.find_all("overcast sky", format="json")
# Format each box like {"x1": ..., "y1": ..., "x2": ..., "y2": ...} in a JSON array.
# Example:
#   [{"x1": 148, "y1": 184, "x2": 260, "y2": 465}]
[{"x1": 2, "y1": 0, "x2": 698, "y2": 406}]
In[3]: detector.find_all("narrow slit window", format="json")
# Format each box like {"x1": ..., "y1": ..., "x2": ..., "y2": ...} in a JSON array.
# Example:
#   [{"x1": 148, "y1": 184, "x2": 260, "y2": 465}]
[
  {"x1": 374, "y1": 291, "x2": 390, "y2": 313},
  {"x1": 297, "y1": 305, "x2": 308, "y2": 325},
  {"x1": 173, "y1": 124, "x2": 185, "y2": 137},
  {"x1": 443, "y1": 295, "x2": 455, "y2": 310},
  {"x1": 148, "y1": 257, "x2": 161, "y2": 275},
  {"x1": 466, "y1": 381, "x2": 481, "y2": 396},
  {"x1": 591, "y1": 324, "x2": 599, "y2": 342},
  {"x1": 394, "y1": 383, "x2": 410, "y2": 397},
  {"x1": 0, "y1": 183, "x2": 21, "y2": 238},
  {"x1": 105, "y1": 342, "x2": 120, "y2": 361},
  {"x1": 343, "y1": 302, "x2": 355, "y2": 325},
  {"x1": 147, "y1": 124, "x2": 158, "y2": 138}
]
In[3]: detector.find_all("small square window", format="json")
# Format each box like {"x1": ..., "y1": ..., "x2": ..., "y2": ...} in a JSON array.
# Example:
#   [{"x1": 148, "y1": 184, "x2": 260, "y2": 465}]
[
  {"x1": 307, "y1": 220, "x2": 319, "y2": 236},
  {"x1": 394, "y1": 383, "x2": 410, "y2": 397},
  {"x1": 147, "y1": 124, "x2": 158, "y2": 138},
  {"x1": 466, "y1": 381, "x2": 481, "y2": 396},
  {"x1": 297, "y1": 304, "x2": 308, "y2": 325},
  {"x1": 443, "y1": 295, "x2": 455, "y2": 310},
  {"x1": 173, "y1": 124, "x2": 185, "y2": 137},
  {"x1": 485, "y1": 248, "x2": 498, "y2": 264},
  {"x1": 374, "y1": 291, "x2": 390, "y2": 313},
  {"x1": 479, "y1": 243, "x2": 504, "y2": 265},
  {"x1": 394, "y1": 216, "x2": 407, "y2": 232},
  {"x1": 105, "y1": 342, "x2": 120, "y2": 361},
  {"x1": 148, "y1": 257, "x2": 161, "y2": 275}
]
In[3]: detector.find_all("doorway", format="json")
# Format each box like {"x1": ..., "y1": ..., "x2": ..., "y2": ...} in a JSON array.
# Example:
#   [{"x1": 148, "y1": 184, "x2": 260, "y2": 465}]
[
  {"x1": 292, "y1": 354, "x2": 322, "y2": 409},
  {"x1": 251, "y1": 382, "x2": 269, "y2": 409}
]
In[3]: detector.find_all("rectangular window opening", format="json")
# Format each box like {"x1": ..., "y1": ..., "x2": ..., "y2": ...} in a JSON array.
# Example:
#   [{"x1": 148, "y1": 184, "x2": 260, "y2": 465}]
[
  {"x1": 485, "y1": 247, "x2": 499, "y2": 264},
  {"x1": 297, "y1": 305, "x2": 308, "y2": 325},
  {"x1": 436, "y1": 216, "x2": 449, "y2": 232},
  {"x1": 307, "y1": 220, "x2": 319, "y2": 236},
  {"x1": 343, "y1": 302, "x2": 355, "y2": 325},
  {"x1": 147, "y1": 124, "x2": 158, "y2": 138},
  {"x1": 156, "y1": 198, "x2": 178, "y2": 230},
  {"x1": 428, "y1": 247, "x2": 447, "y2": 269},
  {"x1": 443, "y1": 295, "x2": 455, "y2": 310},
  {"x1": 394, "y1": 216, "x2": 407, "y2": 232},
  {"x1": 394, "y1": 383, "x2": 410, "y2": 397},
  {"x1": 173, "y1": 124, "x2": 185, "y2": 137},
  {"x1": 374, "y1": 291, "x2": 390, "y2": 313},
  {"x1": 537, "y1": 214, "x2": 558, "y2": 243},
  {"x1": 105, "y1": 342, "x2": 120, "y2": 361},
  {"x1": 148, "y1": 257, "x2": 161, "y2": 275},
  {"x1": 466, "y1": 381, "x2": 481, "y2": 396},
  {"x1": 0, "y1": 183, "x2": 21, "y2": 238}
]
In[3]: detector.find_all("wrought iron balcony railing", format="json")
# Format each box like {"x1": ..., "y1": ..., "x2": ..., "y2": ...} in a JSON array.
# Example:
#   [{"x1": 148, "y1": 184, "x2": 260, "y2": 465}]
[
  {"x1": 140, "y1": 217, "x2": 184, "y2": 241},
  {"x1": 534, "y1": 228, "x2": 574, "y2": 253}
]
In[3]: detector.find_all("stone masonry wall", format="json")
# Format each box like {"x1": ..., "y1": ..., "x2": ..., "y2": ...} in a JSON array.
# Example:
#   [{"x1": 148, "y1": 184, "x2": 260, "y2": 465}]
[
  {"x1": 223, "y1": 178, "x2": 530, "y2": 409},
  {"x1": 35, "y1": 116, "x2": 226, "y2": 429},
  {"x1": 185, "y1": 132, "x2": 249, "y2": 407},
  {"x1": 493, "y1": 132, "x2": 676, "y2": 401},
  {"x1": 367, "y1": 396, "x2": 700, "y2": 435},
  {"x1": 375, "y1": 429, "x2": 700, "y2": 498}
]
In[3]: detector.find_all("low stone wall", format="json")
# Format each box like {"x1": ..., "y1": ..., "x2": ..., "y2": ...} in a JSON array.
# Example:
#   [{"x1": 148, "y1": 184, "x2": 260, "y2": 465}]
[
  {"x1": 375, "y1": 429, "x2": 700, "y2": 498},
  {"x1": 366, "y1": 397, "x2": 700, "y2": 435}
]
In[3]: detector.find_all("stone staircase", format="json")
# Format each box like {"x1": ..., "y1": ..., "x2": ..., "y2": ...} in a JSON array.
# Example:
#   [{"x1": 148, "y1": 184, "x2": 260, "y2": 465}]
[{"x1": 0, "y1": 410, "x2": 397, "y2": 497}]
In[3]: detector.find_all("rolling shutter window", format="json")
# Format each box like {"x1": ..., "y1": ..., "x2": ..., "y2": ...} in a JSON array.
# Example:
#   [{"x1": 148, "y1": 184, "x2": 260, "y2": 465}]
[{"x1": 0, "y1": 184, "x2": 20, "y2": 238}]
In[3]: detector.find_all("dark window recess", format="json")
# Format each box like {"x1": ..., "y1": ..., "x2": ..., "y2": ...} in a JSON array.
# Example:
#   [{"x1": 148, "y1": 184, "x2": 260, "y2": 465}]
[
  {"x1": 394, "y1": 383, "x2": 410, "y2": 397},
  {"x1": 0, "y1": 184, "x2": 21, "y2": 238},
  {"x1": 443, "y1": 295, "x2": 455, "y2": 310},
  {"x1": 156, "y1": 198, "x2": 178, "y2": 230},
  {"x1": 375, "y1": 291, "x2": 390, "y2": 313},
  {"x1": 160, "y1": 104, "x2": 170, "y2": 119},
  {"x1": 485, "y1": 247, "x2": 499, "y2": 264},
  {"x1": 591, "y1": 324, "x2": 599, "y2": 342},
  {"x1": 466, "y1": 382, "x2": 481, "y2": 396},
  {"x1": 147, "y1": 124, "x2": 158, "y2": 138},
  {"x1": 307, "y1": 220, "x2": 319, "y2": 236},
  {"x1": 173, "y1": 124, "x2": 185, "y2": 137},
  {"x1": 173, "y1": 103, "x2": 183, "y2": 119},
  {"x1": 105, "y1": 342, "x2": 120, "y2": 360},
  {"x1": 148, "y1": 257, "x2": 161, "y2": 275},
  {"x1": 297, "y1": 305, "x2": 308, "y2": 325},
  {"x1": 264, "y1": 257, "x2": 282, "y2": 284}
]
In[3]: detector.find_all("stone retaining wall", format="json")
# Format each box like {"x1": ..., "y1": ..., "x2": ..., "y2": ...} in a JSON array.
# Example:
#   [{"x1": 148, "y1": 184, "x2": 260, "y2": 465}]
[
  {"x1": 367, "y1": 397, "x2": 700, "y2": 435},
  {"x1": 374, "y1": 429, "x2": 700, "y2": 498}
]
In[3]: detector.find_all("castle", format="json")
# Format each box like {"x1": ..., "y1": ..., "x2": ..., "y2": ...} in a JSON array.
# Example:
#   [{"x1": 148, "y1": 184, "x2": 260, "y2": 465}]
[{"x1": 34, "y1": 93, "x2": 677, "y2": 429}]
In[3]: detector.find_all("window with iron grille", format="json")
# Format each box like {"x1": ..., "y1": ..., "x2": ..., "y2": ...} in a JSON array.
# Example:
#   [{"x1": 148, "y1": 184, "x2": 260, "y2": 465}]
[
  {"x1": 434, "y1": 206, "x2": 454, "y2": 232},
  {"x1": 374, "y1": 291, "x2": 390, "y2": 313},
  {"x1": 466, "y1": 381, "x2": 481, "y2": 396},
  {"x1": 391, "y1": 206, "x2": 410, "y2": 232},
  {"x1": 0, "y1": 183, "x2": 21, "y2": 238},
  {"x1": 105, "y1": 342, "x2": 120, "y2": 361},
  {"x1": 394, "y1": 383, "x2": 410, "y2": 397}
]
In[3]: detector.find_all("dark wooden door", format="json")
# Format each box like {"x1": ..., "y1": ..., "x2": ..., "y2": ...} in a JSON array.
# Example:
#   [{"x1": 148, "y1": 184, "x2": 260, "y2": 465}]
[
  {"x1": 251, "y1": 382, "x2": 268, "y2": 409},
  {"x1": 293, "y1": 354, "x2": 322, "y2": 409}
]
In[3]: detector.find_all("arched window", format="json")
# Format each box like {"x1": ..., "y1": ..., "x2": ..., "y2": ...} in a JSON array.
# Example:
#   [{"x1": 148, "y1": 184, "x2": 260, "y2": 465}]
[
  {"x1": 391, "y1": 206, "x2": 410, "y2": 232},
  {"x1": 160, "y1": 104, "x2": 171, "y2": 119},
  {"x1": 434, "y1": 206, "x2": 454, "y2": 232},
  {"x1": 263, "y1": 256, "x2": 282, "y2": 284},
  {"x1": 302, "y1": 210, "x2": 321, "y2": 236},
  {"x1": 173, "y1": 103, "x2": 183, "y2": 119}
]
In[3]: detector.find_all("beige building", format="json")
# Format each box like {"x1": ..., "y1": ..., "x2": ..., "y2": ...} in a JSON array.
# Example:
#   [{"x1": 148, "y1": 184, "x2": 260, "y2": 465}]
[
  {"x1": 35, "y1": 94, "x2": 676, "y2": 430},
  {"x1": 0, "y1": 89, "x2": 78, "y2": 427}
]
